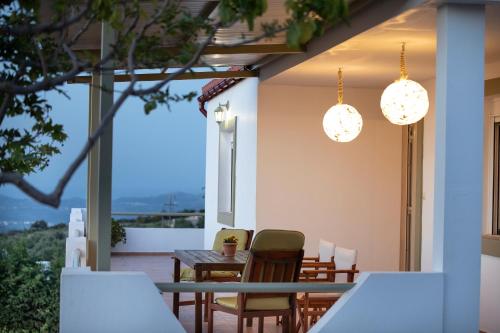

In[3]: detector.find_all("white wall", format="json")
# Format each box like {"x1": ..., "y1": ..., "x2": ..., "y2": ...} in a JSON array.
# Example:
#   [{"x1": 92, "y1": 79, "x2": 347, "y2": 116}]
[
  {"x1": 311, "y1": 272, "x2": 444, "y2": 333},
  {"x1": 60, "y1": 268, "x2": 185, "y2": 333},
  {"x1": 111, "y1": 228, "x2": 204, "y2": 253},
  {"x1": 204, "y1": 78, "x2": 259, "y2": 248},
  {"x1": 257, "y1": 84, "x2": 403, "y2": 271},
  {"x1": 480, "y1": 95, "x2": 500, "y2": 333},
  {"x1": 421, "y1": 79, "x2": 436, "y2": 272}
]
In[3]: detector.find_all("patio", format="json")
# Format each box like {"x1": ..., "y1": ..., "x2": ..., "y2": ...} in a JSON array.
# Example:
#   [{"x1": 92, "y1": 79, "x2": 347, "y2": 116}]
[
  {"x1": 57, "y1": 1, "x2": 500, "y2": 332},
  {"x1": 111, "y1": 254, "x2": 282, "y2": 333}
]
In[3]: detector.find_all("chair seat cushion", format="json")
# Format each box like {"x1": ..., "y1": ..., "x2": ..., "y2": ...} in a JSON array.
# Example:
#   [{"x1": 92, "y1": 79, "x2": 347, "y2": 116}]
[
  {"x1": 178, "y1": 268, "x2": 238, "y2": 281},
  {"x1": 215, "y1": 296, "x2": 290, "y2": 310},
  {"x1": 297, "y1": 292, "x2": 343, "y2": 301}
]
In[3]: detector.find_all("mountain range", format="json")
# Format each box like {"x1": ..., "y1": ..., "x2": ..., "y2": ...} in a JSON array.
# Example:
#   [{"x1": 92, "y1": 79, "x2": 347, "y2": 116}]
[{"x1": 0, "y1": 192, "x2": 204, "y2": 232}]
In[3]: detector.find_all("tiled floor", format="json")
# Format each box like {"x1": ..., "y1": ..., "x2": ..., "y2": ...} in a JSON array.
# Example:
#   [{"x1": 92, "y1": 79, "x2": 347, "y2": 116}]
[{"x1": 111, "y1": 254, "x2": 285, "y2": 333}]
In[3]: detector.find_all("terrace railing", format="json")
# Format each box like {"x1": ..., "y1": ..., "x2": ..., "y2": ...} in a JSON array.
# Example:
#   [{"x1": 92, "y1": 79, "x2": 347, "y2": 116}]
[{"x1": 156, "y1": 282, "x2": 355, "y2": 294}]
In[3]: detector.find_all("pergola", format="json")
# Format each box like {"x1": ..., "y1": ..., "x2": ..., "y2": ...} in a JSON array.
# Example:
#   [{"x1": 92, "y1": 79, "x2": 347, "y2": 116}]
[{"x1": 60, "y1": 0, "x2": 311, "y2": 271}]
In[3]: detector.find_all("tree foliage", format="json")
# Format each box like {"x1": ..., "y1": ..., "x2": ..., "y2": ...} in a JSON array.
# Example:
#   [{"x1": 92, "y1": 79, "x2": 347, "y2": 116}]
[
  {"x1": 0, "y1": 226, "x2": 66, "y2": 332},
  {"x1": 0, "y1": 0, "x2": 348, "y2": 207}
]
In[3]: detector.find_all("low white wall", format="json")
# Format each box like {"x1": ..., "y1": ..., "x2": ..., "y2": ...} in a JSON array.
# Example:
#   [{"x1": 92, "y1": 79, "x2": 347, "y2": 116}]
[
  {"x1": 480, "y1": 255, "x2": 500, "y2": 333},
  {"x1": 311, "y1": 272, "x2": 444, "y2": 333},
  {"x1": 59, "y1": 268, "x2": 185, "y2": 333},
  {"x1": 112, "y1": 228, "x2": 204, "y2": 253}
]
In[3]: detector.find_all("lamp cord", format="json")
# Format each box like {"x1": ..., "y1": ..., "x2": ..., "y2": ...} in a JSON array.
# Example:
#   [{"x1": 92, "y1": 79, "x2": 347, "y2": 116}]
[
  {"x1": 400, "y1": 42, "x2": 408, "y2": 80},
  {"x1": 337, "y1": 67, "x2": 343, "y2": 104}
]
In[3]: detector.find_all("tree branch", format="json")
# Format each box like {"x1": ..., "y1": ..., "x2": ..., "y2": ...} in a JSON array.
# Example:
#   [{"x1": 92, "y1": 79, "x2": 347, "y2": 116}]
[
  {"x1": 0, "y1": 93, "x2": 11, "y2": 125},
  {"x1": 0, "y1": 23, "x2": 220, "y2": 208},
  {"x1": 0, "y1": 1, "x2": 93, "y2": 36}
]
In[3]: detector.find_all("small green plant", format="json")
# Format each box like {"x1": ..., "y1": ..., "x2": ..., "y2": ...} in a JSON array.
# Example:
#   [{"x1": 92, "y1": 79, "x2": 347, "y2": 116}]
[
  {"x1": 111, "y1": 220, "x2": 126, "y2": 247},
  {"x1": 30, "y1": 220, "x2": 48, "y2": 230},
  {"x1": 223, "y1": 235, "x2": 238, "y2": 244}
]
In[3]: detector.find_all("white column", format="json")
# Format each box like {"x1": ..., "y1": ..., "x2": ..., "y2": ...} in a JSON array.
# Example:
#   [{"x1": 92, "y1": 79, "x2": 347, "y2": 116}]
[
  {"x1": 433, "y1": 4, "x2": 485, "y2": 332},
  {"x1": 87, "y1": 22, "x2": 114, "y2": 271}
]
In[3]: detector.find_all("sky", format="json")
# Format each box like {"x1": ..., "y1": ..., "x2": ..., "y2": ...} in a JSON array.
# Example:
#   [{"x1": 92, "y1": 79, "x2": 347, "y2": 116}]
[{"x1": 0, "y1": 79, "x2": 208, "y2": 200}]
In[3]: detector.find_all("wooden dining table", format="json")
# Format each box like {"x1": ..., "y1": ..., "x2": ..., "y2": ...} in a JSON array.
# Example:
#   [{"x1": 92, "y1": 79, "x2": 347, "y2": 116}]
[{"x1": 172, "y1": 249, "x2": 249, "y2": 333}]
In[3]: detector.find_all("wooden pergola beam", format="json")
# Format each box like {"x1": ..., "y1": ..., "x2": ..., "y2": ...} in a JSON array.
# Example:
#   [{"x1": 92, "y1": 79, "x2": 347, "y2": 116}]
[
  {"x1": 69, "y1": 70, "x2": 259, "y2": 84},
  {"x1": 76, "y1": 43, "x2": 303, "y2": 57},
  {"x1": 486, "y1": 77, "x2": 500, "y2": 96}
]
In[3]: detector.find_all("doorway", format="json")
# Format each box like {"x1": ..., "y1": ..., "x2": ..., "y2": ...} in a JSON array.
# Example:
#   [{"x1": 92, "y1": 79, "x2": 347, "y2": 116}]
[{"x1": 400, "y1": 121, "x2": 424, "y2": 271}]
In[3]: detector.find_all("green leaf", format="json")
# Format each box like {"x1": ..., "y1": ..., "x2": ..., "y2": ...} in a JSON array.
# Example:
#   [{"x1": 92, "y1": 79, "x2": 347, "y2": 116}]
[{"x1": 144, "y1": 100, "x2": 157, "y2": 114}]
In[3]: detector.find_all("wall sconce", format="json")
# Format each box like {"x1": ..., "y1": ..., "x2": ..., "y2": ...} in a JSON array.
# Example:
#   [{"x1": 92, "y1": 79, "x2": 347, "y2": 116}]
[{"x1": 214, "y1": 101, "x2": 229, "y2": 125}]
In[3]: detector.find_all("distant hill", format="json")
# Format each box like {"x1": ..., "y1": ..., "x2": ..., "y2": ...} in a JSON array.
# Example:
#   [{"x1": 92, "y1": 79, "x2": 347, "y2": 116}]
[{"x1": 0, "y1": 192, "x2": 204, "y2": 232}]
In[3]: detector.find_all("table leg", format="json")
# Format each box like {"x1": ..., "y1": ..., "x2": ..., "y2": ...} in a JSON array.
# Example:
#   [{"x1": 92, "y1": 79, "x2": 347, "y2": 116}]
[
  {"x1": 173, "y1": 257, "x2": 180, "y2": 318},
  {"x1": 195, "y1": 267, "x2": 203, "y2": 333}
]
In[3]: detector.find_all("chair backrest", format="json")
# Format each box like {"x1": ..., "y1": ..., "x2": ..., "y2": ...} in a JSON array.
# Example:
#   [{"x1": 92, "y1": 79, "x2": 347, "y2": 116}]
[
  {"x1": 318, "y1": 239, "x2": 335, "y2": 262},
  {"x1": 241, "y1": 230, "x2": 305, "y2": 306},
  {"x1": 334, "y1": 246, "x2": 358, "y2": 283},
  {"x1": 212, "y1": 228, "x2": 254, "y2": 252}
]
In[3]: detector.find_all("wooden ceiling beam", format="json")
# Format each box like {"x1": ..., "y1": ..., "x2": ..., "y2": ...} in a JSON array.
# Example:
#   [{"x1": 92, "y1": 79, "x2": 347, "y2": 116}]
[
  {"x1": 68, "y1": 70, "x2": 259, "y2": 84},
  {"x1": 75, "y1": 43, "x2": 303, "y2": 58},
  {"x1": 486, "y1": 77, "x2": 500, "y2": 97}
]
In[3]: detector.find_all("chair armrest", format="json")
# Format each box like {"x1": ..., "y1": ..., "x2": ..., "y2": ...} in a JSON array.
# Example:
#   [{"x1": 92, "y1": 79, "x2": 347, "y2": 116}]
[
  {"x1": 303, "y1": 256, "x2": 320, "y2": 262},
  {"x1": 301, "y1": 262, "x2": 335, "y2": 269},
  {"x1": 302, "y1": 269, "x2": 359, "y2": 275}
]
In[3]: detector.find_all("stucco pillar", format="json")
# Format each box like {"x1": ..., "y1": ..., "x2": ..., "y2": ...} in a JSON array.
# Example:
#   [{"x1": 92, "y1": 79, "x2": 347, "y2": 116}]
[
  {"x1": 86, "y1": 22, "x2": 114, "y2": 271},
  {"x1": 433, "y1": 4, "x2": 485, "y2": 332}
]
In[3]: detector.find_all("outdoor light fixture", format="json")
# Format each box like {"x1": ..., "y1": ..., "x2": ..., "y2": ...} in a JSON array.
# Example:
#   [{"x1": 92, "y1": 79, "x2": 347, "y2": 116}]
[
  {"x1": 380, "y1": 43, "x2": 429, "y2": 125},
  {"x1": 323, "y1": 68, "x2": 363, "y2": 143},
  {"x1": 214, "y1": 101, "x2": 229, "y2": 125}
]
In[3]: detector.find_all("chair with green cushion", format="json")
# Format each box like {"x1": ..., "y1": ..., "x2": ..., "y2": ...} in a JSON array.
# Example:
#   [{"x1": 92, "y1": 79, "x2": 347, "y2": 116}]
[
  {"x1": 176, "y1": 228, "x2": 253, "y2": 319},
  {"x1": 207, "y1": 229, "x2": 305, "y2": 333}
]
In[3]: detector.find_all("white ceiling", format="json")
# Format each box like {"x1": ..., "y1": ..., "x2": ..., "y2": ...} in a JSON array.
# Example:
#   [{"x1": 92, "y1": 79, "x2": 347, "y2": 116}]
[{"x1": 266, "y1": 4, "x2": 500, "y2": 88}]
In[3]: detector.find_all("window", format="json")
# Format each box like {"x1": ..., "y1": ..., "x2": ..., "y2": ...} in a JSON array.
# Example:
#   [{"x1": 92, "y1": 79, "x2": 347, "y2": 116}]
[
  {"x1": 217, "y1": 117, "x2": 237, "y2": 226},
  {"x1": 492, "y1": 122, "x2": 500, "y2": 235}
]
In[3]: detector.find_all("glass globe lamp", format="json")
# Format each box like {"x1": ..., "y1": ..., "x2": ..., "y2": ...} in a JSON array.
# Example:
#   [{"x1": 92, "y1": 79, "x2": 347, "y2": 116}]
[
  {"x1": 323, "y1": 103, "x2": 363, "y2": 142},
  {"x1": 323, "y1": 68, "x2": 363, "y2": 143},
  {"x1": 381, "y1": 43, "x2": 429, "y2": 125},
  {"x1": 380, "y1": 79, "x2": 429, "y2": 125}
]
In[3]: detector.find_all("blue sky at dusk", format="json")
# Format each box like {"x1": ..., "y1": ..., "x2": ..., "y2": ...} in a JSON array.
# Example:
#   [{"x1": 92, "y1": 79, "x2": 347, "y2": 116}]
[{"x1": 0, "y1": 79, "x2": 208, "y2": 200}]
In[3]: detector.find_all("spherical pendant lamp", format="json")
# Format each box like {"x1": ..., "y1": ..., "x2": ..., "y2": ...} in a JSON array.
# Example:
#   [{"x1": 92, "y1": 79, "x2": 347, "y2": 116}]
[
  {"x1": 380, "y1": 43, "x2": 429, "y2": 125},
  {"x1": 323, "y1": 68, "x2": 363, "y2": 143}
]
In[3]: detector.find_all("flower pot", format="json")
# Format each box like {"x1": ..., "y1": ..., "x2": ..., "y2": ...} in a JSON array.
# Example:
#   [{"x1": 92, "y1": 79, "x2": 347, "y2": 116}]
[{"x1": 223, "y1": 243, "x2": 237, "y2": 257}]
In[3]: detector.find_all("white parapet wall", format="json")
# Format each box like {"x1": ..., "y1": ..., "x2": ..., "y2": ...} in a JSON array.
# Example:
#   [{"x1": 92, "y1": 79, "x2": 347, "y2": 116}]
[
  {"x1": 111, "y1": 228, "x2": 204, "y2": 253},
  {"x1": 59, "y1": 268, "x2": 185, "y2": 333},
  {"x1": 65, "y1": 208, "x2": 87, "y2": 267},
  {"x1": 311, "y1": 272, "x2": 444, "y2": 333}
]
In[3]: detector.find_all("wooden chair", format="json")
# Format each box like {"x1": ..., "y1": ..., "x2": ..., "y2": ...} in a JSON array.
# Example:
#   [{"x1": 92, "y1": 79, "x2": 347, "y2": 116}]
[
  {"x1": 296, "y1": 246, "x2": 359, "y2": 332},
  {"x1": 174, "y1": 228, "x2": 253, "y2": 319},
  {"x1": 275, "y1": 239, "x2": 335, "y2": 326},
  {"x1": 300, "y1": 239, "x2": 336, "y2": 281},
  {"x1": 207, "y1": 229, "x2": 305, "y2": 333}
]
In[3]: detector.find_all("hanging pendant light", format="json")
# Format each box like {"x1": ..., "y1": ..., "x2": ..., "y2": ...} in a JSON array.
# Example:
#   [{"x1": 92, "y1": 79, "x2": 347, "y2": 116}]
[
  {"x1": 323, "y1": 68, "x2": 363, "y2": 143},
  {"x1": 380, "y1": 43, "x2": 429, "y2": 125}
]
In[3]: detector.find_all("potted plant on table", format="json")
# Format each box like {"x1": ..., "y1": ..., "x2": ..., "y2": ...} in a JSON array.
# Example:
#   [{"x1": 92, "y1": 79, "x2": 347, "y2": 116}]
[{"x1": 223, "y1": 235, "x2": 238, "y2": 257}]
